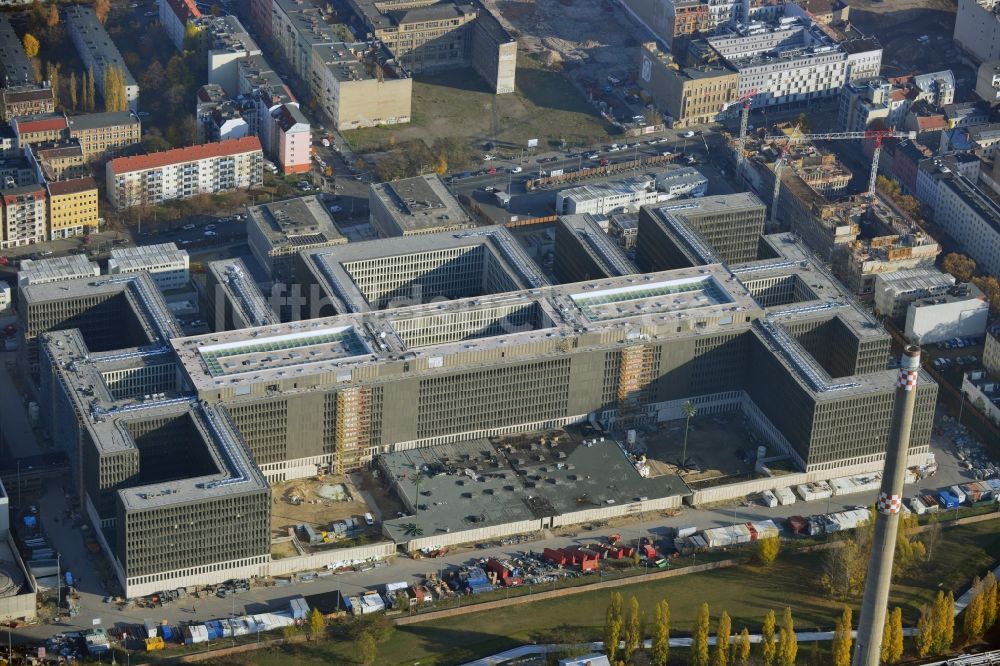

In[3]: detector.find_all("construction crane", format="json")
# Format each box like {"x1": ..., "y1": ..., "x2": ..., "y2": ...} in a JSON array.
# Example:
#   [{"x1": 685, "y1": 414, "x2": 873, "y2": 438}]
[
  {"x1": 720, "y1": 88, "x2": 758, "y2": 171},
  {"x1": 767, "y1": 129, "x2": 917, "y2": 227}
]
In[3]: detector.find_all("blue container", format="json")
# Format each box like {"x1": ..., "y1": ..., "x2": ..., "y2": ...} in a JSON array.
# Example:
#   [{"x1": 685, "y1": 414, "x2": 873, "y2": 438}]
[{"x1": 937, "y1": 491, "x2": 960, "y2": 509}]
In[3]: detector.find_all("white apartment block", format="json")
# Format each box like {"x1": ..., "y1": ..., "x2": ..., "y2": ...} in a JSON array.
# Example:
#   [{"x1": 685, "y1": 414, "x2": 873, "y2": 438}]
[
  {"x1": 105, "y1": 137, "x2": 263, "y2": 211},
  {"x1": 65, "y1": 5, "x2": 140, "y2": 111},
  {"x1": 955, "y1": 0, "x2": 1000, "y2": 64},
  {"x1": 933, "y1": 173, "x2": 1000, "y2": 277},
  {"x1": 556, "y1": 177, "x2": 664, "y2": 216},
  {"x1": 109, "y1": 242, "x2": 190, "y2": 291},
  {"x1": 702, "y1": 13, "x2": 881, "y2": 108}
]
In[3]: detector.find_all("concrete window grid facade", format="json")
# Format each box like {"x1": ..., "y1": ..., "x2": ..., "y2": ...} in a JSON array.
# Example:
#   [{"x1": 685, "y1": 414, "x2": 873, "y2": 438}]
[
  {"x1": 101, "y1": 364, "x2": 177, "y2": 400},
  {"x1": 391, "y1": 302, "x2": 540, "y2": 348},
  {"x1": 415, "y1": 358, "x2": 573, "y2": 439},
  {"x1": 342, "y1": 246, "x2": 518, "y2": 309}
]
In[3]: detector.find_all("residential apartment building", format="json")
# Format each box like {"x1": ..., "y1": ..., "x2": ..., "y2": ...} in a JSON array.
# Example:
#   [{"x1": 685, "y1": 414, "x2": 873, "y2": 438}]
[
  {"x1": 369, "y1": 174, "x2": 473, "y2": 237},
  {"x1": 29, "y1": 140, "x2": 89, "y2": 181},
  {"x1": 46, "y1": 177, "x2": 100, "y2": 240},
  {"x1": 0, "y1": 87, "x2": 55, "y2": 123},
  {"x1": 12, "y1": 113, "x2": 68, "y2": 149},
  {"x1": 108, "y1": 243, "x2": 191, "y2": 291},
  {"x1": 913, "y1": 70, "x2": 956, "y2": 107},
  {"x1": 556, "y1": 176, "x2": 664, "y2": 216},
  {"x1": 270, "y1": 103, "x2": 311, "y2": 175},
  {"x1": 66, "y1": 5, "x2": 140, "y2": 111},
  {"x1": 838, "y1": 77, "x2": 909, "y2": 133},
  {"x1": 931, "y1": 172, "x2": 1000, "y2": 277},
  {"x1": 0, "y1": 15, "x2": 35, "y2": 88},
  {"x1": 159, "y1": 0, "x2": 203, "y2": 51},
  {"x1": 638, "y1": 42, "x2": 739, "y2": 128},
  {"x1": 691, "y1": 13, "x2": 881, "y2": 110},
  {"x1": 65, "y1": 111, "x2": 142, "y2": 161},
  {"x1": 203, "y1": 15, "x2": 263, "y2": 97},
  {"x1": 954, "y1": 0, "x2": 1000, "y2": 64},
  {"x1": 0, "y1": 183, "x2": 46, "y2": 248},
  {"x1": 105, "y1": 136, "x2": 263, "y2": 210},
  {"x1": 619, "y1": 0, "x2": 740, "y2": 48},
  {"x1": 976, "y1": 60, "x2": 1000, "y2": 103}
]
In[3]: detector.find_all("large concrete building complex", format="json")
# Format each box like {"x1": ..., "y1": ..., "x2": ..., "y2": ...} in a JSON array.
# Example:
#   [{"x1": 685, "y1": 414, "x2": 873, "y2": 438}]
[
  {"x1": 105, "y1": 137, "x2": 263, "y2": 210},
  {"x1": 369, "y1": 174, "x2": 474, "y2": 237},
  {"x1": 65, "y1": 5, "x2": 140, "y2": 112},
  {"x1": 204, "y1": 258, "x2": 279, "y2": 331},
  {"x1": 553, "y1": 214, "x2": 638, "y2": 283},
  {"x1": 30, "y1": 205, "x2": 941, "y2": 594}
]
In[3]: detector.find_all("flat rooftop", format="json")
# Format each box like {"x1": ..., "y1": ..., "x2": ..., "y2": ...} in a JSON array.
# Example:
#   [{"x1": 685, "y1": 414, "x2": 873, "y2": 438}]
[
  {"x1": 248, "y1": 195, "x2": 346, "y2": 250},
  {"x1": 557, "y1": 213, "x2": 637, "y2": 277},
  {"x1": 18, "y1": 254, "x2": 99, "y2": 286},
  {"x1": 109, "y1": 242, "x2": 189, "y2": 271},
  {"x1": 172, "y1": 263, "x2": 762, "y2": 392},
  {"x1": 380, "y1": 432, "x2": 690, "y2": 545},
  {"x1": 370, "y1": 174, "x2": 472, "y2": 233},
  {"x1": 207, "y1": 259, "x2": 279, "y2": 328}
]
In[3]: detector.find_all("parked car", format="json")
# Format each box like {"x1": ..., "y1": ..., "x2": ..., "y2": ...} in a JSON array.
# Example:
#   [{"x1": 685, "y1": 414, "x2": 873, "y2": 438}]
[{"x1": 510, "y1": 166, "x2": 523, "y2": 173}]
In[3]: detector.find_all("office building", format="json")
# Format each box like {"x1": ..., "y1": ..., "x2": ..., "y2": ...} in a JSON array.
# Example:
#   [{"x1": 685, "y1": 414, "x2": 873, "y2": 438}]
[
  {"x1": 246, "y1": 195, "x2": 346, "y2": 283},
  {"x1": 309, "y1": 41, "x2": 413, "y2": 130},
  {"x1": 105, "y1": 136, "x2": 263, "y2": 210},
  {"x1": 159, "y1": 0, "x2": 203, "y2": 51},
  {"x1": 294, "y1": 225, "x2": 546, "y2": 315},
  {"x1": 556, "y1": 176, "x2": 663, "y2": 216},
  {"x1": 65, "y1": 5, "x2": 140, "y2": 111},
  {"x1": 46, "y1": 177, "x2": 100, "y2": 241},
  {"x1": 17, "y1": 254, "x2": 100, "y2": 287},
  {"x1": 656, "y1": 167, "x2": 709, "y2": 199},
  {"x1": 369, "y1": 174, "x2": 473, "y2": 237},
  {"x1": 691, "y1": 13, "x2": 882, "y2": 109},
  {"x1": 873, "y1": 269, "x2": 956, "y2": 322},
  {"x1": 637, "y1": 193, "x2": 766, "y2": 269},
  {"x1": 12, "y1": 113, "x2": 68, "y2": 149},
  {"x1": 205, "y1": 259, "x2": 279, "y2": 331},
  {"x1": 345, "y1": 0, "x2": 516, "y2": 94},
  {"x1": 955, "y1": 0, "x2": 1000, "y2": 64},
  {"x1": 553, "y1": 214, "x2": 637, "y2": 283},
  {"x1": 904, "y1": 283, "x2": 990, "y2": 345},
  {"x1": 0, "y1": 183, "x2": 45, "y2": 248},
  {"x1": 20, "y1": 272, "x2": 180, "y2": 380},
  {"x1": 66, "y1": 111, "x2": 142, "y2": 160},
  {"x1": 39, "y1": 328, "x2": 269, "y2": 599},
  {"x1": 638, "y1": 42, "x2": 739, "y2": 129},
  {"x1": 108, "y1": 243, "x2": 191, "y2": 291}
]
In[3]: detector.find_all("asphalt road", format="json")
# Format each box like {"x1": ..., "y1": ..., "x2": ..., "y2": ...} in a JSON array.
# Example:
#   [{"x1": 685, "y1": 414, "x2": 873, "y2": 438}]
[{"x1": 8, "y1": 410, "x2": 980, "y2": 644}]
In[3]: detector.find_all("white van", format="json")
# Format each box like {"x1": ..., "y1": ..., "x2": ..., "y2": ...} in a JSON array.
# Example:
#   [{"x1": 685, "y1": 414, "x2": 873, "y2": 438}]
[{"x1": 364, "y1": 512, "x2": 375, "y2": 526}]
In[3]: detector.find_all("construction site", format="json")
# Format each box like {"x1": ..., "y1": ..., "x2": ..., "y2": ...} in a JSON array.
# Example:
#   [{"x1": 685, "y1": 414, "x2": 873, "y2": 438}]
[{"x1": 269, "y1": 477, "x2": 379, "y2": 544}]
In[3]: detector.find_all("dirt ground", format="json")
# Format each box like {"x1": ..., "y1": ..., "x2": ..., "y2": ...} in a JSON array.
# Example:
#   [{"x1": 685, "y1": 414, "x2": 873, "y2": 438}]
[
  {"x1": 846, "y1": 0, "x2": 974, "y2": 94},
  {"x1": 269, "y1": 477, "x2": 374, "y2": 539},
  {"x1": 637, "y1": 412, "x2": 756, "y2": 486}
]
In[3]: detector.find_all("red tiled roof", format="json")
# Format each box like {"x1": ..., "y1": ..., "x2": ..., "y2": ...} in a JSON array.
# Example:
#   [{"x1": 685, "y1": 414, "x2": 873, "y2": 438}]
[
  {"x1": 15, "y1": 117, "x2": 68, "y2": 134},
  {"x1": 916, "y1": 116, "x2": 948, "y2": 131},
  {"x1": 47, "y1": 177, "x2": 98, "y2": 196},
  {"x1": 165, "y1": 0, "x2": 202, "y2": 22},
  {"x1": 109, "y1": 136, "x2": 262, "y2": 174},
  {"x1": 889, "y1": 89, "x2": 907, "y2": 103}
]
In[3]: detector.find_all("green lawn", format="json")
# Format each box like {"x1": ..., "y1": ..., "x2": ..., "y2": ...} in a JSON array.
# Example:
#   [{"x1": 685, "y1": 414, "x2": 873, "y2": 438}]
[
  {"x1": 204, "y1": 519, "x2": 1000, "y2": 666},
  {"x1": 344, "y1": 57, "x2": 614, "y2": 155}
]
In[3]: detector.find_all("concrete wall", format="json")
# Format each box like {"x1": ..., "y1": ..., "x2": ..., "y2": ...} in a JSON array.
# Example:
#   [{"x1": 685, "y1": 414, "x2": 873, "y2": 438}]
[
  {"x1": 264, "y1": 541, "x2": 396, "y2": 576},
  {"x1": 333, "y1": 77, "x2": 412, "y2": 130},
  {"x1": 904, "y1": 298, "x2": 989, "y2": 344},
  {"x1": 0, "y1": 534, "x2": 36, "y2": 623},
  {"x1": 955, "y1": 0, "x2": 1000, "y2": 64}
]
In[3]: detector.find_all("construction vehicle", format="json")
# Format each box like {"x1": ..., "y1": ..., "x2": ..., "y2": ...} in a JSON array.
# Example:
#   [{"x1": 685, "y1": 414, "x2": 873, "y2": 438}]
[{"x1": 767, "y1": 129, "x2": 916, "y2": 227}]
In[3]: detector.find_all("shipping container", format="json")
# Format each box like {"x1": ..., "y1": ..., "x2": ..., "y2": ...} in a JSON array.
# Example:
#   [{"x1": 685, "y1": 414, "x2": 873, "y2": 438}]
[
  {"x1": 937, "y1": 491, "x2": 960, "y2": 509},
  {"x1": 760, "y1": 490, "x2": 778, "y2": 508},
  {"x1": 908, "y1": 496, "x2": 927, "y2": 515},
  {"x1": 949, "y1": 486, "x2": 967, "y2": 504},
  {"x1": 144, "y1": 637, "x2": 164, "y2": 652},
  {"x1": 143, "y1": 619, "x2": 158, "y2": 639},
  {"x1": 787, "y1": 515, "x2": 807, "y2": 534},
  {"x1": 775, "y1": 487, "x2": 796, "y2": 506},
  {"x1": 796, "y1": 481, "x2": 833, "y2": 501},
  {"x1": 675, "y1": 526, "x2": 697, "y2": 539}
]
